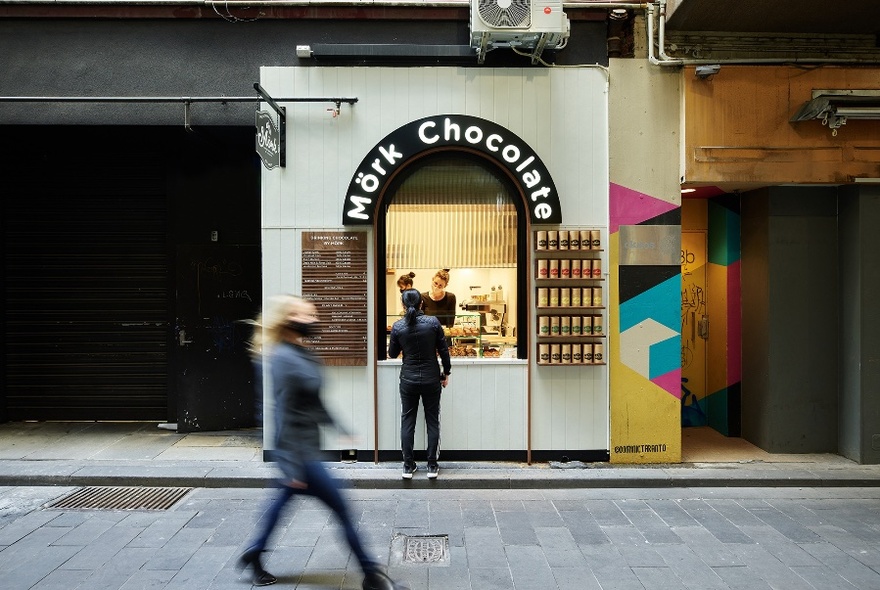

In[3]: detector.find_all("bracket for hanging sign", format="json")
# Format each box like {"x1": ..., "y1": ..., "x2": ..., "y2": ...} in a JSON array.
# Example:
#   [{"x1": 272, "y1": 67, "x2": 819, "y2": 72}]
[
  {"x1": 0, "y1": 90, "x2": 359, "y2": 170},
  {"x1": 254, "y1": 83, "x2": 286, "y2": 168}
]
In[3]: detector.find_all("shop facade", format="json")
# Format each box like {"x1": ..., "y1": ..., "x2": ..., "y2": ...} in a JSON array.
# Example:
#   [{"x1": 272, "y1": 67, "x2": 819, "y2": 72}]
[
  {"x1": 8, "y1": 3, "x2": 878, "y2": 464},
  {"x1": 257, "y1": 64, "x2": 683, "y2": 463}
]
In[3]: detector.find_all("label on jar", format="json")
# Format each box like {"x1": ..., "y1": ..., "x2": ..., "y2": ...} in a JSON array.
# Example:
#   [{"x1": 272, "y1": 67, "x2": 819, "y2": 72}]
[
  {"x1": 537, "y1": 259, "x2": 548, "y2": 279},
  {"x1": 536, "y1": 231, "x2": 548, "y2": 250},
  {"x1": 539, "y1": 344, "x2": 550, "y2": 364},
  {"x1": 583, "y1": 343, "x2": 593, "y2": 363}
]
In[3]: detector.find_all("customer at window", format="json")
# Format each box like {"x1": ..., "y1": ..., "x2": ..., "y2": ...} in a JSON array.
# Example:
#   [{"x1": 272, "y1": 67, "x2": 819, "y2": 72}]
[
  {"x1": 421, "y1": 269, "x2": 457, "y2": 328},
  {"x1": 388, "y1": 288, "x2": 451, "y2": 480}
]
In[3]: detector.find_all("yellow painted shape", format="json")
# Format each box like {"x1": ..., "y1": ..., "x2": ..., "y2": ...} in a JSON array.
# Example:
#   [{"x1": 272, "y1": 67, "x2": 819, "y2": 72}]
[
  {"x1": 610, "y1": 360, "x2": 682, "y2": 464},
  {"x1": 607, "y1": 231, "x2": 682, "y2": 464},
  {"x1": 707, "y1": 261, "x2": 730, "y2": 396}
]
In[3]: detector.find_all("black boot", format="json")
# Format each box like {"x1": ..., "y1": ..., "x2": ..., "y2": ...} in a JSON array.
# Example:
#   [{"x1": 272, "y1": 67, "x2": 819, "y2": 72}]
[
  {"x1": 238, "y1": 548, "x2": 278, "y2": 586},
  {"x1": 363, "y1": 569, "x2": 409, "y2": 590}
]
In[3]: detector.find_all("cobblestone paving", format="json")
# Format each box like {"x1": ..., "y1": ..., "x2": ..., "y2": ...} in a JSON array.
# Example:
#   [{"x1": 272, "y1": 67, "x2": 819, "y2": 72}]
[{"x1": 1, "y1": 486, "x2": 880, "y2": 589}]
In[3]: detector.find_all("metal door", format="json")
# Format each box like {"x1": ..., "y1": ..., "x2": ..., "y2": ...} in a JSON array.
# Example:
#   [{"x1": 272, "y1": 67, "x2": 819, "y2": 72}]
[{"x1": 174, "y1": 244, "x2": 261, "y2": 432}]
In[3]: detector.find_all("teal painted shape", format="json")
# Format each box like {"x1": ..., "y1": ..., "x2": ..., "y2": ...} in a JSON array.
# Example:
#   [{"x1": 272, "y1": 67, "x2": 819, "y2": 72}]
[
  {"x1": 619, "y1": 274, "x2": 681, "y2": 333},
  {"x1": 650, "y1": 336, "x2": 680, "y2": 380},
  {"x1": 706, "y1": 388, "x2": 729, "y2": 436},
  {"x1": 708, "y1": 200, "x2": 740, "y2": 266}
]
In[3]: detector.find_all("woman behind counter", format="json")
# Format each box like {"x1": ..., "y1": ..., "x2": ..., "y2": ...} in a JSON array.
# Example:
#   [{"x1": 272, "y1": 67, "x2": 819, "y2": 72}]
[
  {"x1": 396, "y1": 271, "x2": 415, "y2": 292},
  {"x1": 421, "y1": 269, "x2": 456, "y2": 328}
]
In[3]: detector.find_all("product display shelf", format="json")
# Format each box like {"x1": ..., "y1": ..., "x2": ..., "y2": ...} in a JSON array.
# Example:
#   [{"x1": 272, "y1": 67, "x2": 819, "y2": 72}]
[
  {"x1": 533, "y1": 249, "x2": 604, "y2": 258},
  {"x1": 534, "y1": 228, "x2": 606, "y2": 366}
]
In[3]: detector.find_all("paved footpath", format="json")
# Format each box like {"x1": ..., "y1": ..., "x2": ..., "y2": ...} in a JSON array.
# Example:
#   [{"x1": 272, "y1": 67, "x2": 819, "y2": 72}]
[{"x1": 2, "y1": 485, "x2": 880, "y2": 590}]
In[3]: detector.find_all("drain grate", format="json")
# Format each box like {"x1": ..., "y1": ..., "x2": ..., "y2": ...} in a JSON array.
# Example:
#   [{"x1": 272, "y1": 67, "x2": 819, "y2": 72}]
[
  {"x1": 400, "y1": 534, "x2": 449, "y2": 564},
  {"x1": 46, "y1": 486, "x2": 192, "y2": 511}
]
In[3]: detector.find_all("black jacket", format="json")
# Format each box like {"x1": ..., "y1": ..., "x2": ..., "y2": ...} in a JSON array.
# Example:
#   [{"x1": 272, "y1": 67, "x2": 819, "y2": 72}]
[{"x1": 388, "y1": 312, "x2": 452, "y2": 384}]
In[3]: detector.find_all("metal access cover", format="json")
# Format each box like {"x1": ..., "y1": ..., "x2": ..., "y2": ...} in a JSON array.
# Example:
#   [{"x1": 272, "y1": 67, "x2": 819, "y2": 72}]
[
  {"x1": 391, "y1": 534, "x2": 450, "y2": 566},
  {"x1": 45, "y1": 486, "x2": 192, "y2": 511}
]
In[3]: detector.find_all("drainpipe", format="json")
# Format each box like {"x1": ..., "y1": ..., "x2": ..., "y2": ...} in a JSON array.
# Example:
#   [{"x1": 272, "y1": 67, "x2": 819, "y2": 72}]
[{"x1": 647, "y1": 2, "x2": 680, "y2": 66}]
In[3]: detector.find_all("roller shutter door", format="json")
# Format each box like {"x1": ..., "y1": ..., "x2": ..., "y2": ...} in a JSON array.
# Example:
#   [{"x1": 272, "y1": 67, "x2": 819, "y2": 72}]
[{"x1": 3, "y1": 129, "x2": 169, "y2": 420}]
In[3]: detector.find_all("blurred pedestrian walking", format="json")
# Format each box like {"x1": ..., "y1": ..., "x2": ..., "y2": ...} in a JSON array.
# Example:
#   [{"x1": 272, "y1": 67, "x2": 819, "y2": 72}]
[{"x1": 239, "y1": 294, "x2": 407, "y2": 589}]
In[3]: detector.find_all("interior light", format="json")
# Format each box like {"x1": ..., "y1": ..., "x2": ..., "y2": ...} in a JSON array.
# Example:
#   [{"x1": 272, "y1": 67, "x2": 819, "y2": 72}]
[{"x1": 681, "y1": 188, "x2": 696, "y2": 194}]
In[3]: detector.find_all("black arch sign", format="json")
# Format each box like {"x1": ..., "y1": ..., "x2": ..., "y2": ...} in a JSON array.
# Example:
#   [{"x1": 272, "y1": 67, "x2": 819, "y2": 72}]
[{"x1": 342, "y1": 114, "x2": 562, "y2": 225}]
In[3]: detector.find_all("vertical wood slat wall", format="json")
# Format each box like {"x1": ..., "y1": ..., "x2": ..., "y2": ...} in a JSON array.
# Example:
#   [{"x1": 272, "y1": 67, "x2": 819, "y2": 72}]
[{"x1": 265, "y1": 66, "x2": 610, "y2": 453}]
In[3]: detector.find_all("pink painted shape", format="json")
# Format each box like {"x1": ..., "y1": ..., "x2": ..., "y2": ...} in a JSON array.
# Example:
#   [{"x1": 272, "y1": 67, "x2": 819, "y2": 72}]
[
  {"x1": 609, "y1": 183, "x2": 679, "y2": 234},
  {"x1": 727, "y1": 260, "x2": 742, "y2": 385},
  {"x1": 652, "y1": 368, "x2": 682, "y2": 398}
]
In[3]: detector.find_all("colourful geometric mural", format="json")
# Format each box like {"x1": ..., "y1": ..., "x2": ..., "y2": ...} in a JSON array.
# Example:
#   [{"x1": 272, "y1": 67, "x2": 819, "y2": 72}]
[
  {"x1": 610, "y1": 183, "x2": 679, "y2": 234},
  {"x1": 705, "y1": 198, "x2": 742, "y2": 436},
  {"x1": 609, "y1": 182, "x2": 682, "y2": 463},
  {"x1": 619, "y1": 278, "x2": 681, "y2": 395}
]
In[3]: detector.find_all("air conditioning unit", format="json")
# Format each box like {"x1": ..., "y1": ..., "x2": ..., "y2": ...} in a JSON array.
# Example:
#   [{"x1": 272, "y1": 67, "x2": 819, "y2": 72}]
[{"x1": 470, "y1": 0, "x2": 570, "y2": 61}]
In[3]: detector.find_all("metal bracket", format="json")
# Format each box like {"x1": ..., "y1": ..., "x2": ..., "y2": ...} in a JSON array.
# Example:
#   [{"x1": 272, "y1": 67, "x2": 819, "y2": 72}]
[
  {"x1": 0, "y1": 91, "x2": 360, "y2": 168},
  {"x1": 254, "y1": 83, "x2": 286, "y2": 167}
]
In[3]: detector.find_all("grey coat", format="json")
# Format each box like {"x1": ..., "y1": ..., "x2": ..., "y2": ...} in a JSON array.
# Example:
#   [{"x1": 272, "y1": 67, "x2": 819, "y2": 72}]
[{"x1": 269, "y1": 341, "x2": 340, "y2": 482}]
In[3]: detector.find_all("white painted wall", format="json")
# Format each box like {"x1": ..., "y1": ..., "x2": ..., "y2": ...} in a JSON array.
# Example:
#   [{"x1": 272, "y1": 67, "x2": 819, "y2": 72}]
[{"x1": 260, "y1": 66, "x2": 609, "y2": 455}]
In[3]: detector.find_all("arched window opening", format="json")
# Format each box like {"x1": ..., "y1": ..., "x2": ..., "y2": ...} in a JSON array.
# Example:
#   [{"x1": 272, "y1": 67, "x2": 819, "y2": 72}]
[{"x1": 378, "y1": 152, "x2": 528, "y2": 360}]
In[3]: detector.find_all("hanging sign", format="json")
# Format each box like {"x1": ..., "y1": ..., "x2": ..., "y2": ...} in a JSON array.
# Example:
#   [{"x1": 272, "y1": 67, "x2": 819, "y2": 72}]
[
  {"x1": 255, "y1": 110, "x2": 281, "y2": 170},
  {"x1": 342, "y1": 114, "x2": 562, "y2": 225}
]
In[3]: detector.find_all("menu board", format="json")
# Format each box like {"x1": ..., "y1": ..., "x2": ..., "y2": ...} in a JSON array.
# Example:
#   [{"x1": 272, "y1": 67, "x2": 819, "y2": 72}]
[{"x1": 301, "y1": 231, "x2": 368, "y2": 366}]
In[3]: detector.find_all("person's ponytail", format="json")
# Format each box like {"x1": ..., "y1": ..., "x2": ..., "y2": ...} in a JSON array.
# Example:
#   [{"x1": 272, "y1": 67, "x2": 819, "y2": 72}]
[{"x1": 400, "y1": 289, "x2": 422, "y2": 327}]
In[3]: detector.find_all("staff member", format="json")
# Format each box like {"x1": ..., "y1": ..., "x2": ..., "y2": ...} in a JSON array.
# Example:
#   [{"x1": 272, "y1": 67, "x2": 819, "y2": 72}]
[
  {"x1": 388, "y1": 288, "x2": 451, "y2": 480},
  {"x1": 396, "y1": 271, "x2": 415, "y2": 292},
  {"x1": 421, "y1": 269, "x2": 456, "y2": 328}
]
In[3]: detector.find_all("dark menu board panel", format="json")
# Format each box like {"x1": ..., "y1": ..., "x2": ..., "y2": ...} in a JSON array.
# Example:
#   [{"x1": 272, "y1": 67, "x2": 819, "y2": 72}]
[{"x1": 301, "y1": 231, "x2": 368, "y2": 366}]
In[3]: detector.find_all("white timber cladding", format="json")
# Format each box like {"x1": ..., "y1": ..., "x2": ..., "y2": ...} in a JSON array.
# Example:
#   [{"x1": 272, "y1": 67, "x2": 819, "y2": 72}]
[{"x1": 260, "y1": 66, "x2": 609, "y2": 453}]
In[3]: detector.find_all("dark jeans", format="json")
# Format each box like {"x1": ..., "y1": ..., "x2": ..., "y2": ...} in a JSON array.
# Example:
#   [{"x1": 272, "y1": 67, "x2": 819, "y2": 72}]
[
  {"x1": 400, "y1": 381, "x2": 442, "y2": 465},
  {"x1": 248, "y1": 460, "x2": 378, "y2": 575}
]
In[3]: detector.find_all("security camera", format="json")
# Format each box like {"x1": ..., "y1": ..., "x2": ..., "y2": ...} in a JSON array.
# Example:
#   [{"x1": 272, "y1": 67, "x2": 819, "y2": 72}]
[{"x1": 695, "y1": 64, "x2": 720, "y2": 79}]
